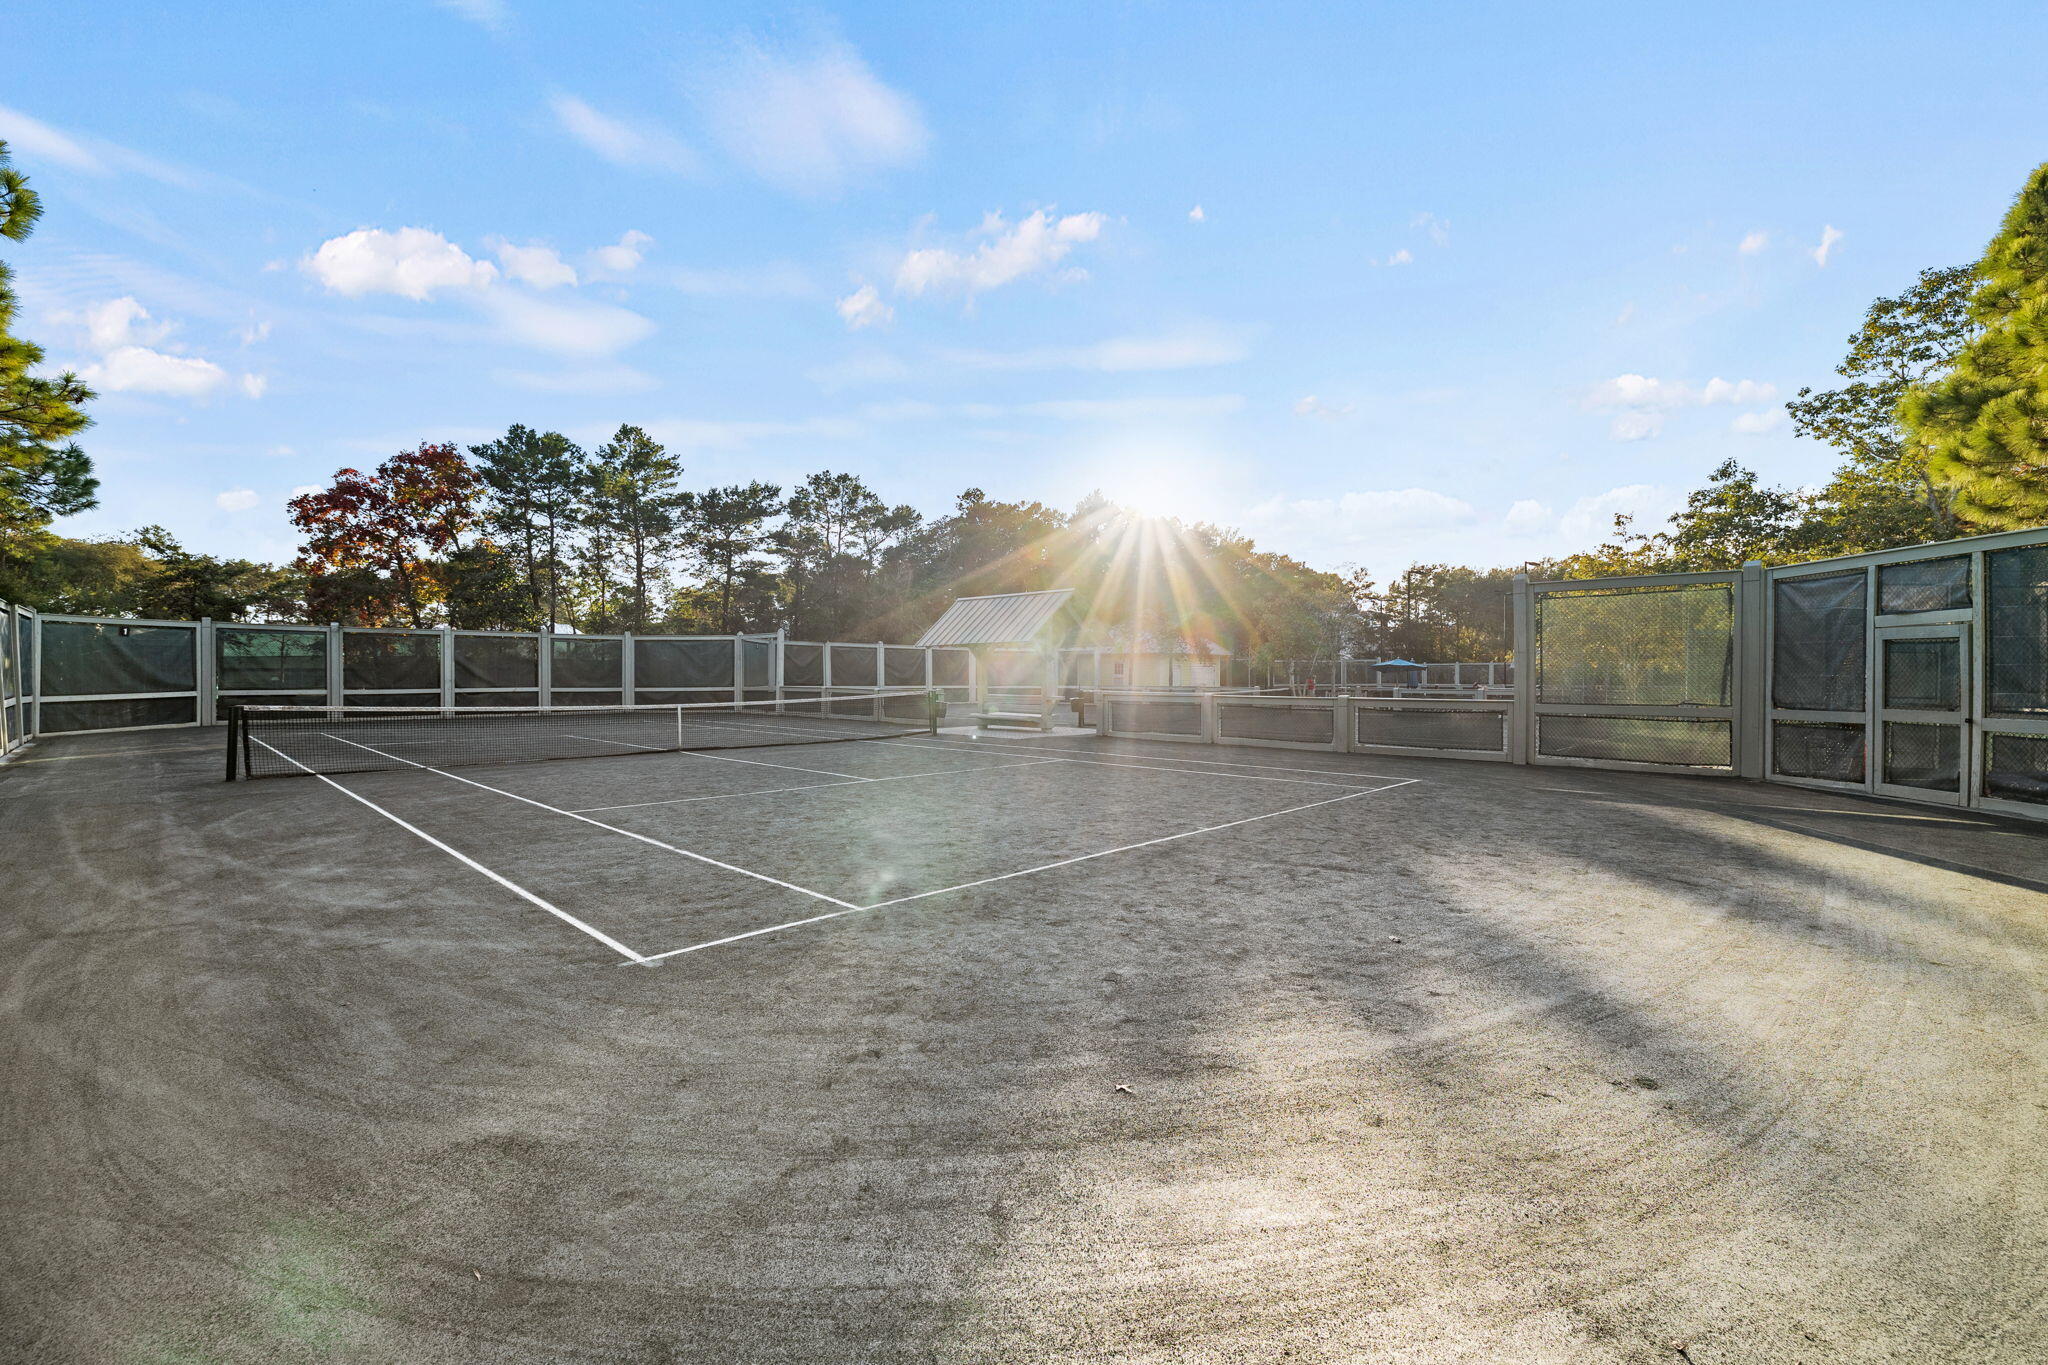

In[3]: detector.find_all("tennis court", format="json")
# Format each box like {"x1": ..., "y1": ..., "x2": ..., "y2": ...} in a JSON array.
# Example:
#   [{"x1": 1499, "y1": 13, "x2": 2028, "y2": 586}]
[{"x1": 5, "y1": 711, "x2": 2048, "y2": 1362}]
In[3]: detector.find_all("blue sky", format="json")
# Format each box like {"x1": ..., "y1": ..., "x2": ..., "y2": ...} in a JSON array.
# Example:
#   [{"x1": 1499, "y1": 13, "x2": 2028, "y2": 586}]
[{"x1": 7, "y1": 0, "x2": 2047, "y2": 585}]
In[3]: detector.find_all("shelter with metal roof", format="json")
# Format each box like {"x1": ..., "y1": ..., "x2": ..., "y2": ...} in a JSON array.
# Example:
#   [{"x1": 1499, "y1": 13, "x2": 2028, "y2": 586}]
[{"x1": 914, "y1": 590, "x2": 1078, "y2": 699}]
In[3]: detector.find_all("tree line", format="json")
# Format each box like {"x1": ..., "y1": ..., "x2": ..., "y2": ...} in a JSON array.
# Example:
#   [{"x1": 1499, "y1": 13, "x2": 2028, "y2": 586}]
[{"x1": 3, "y1": 145, "x2": 2045, "y2": 666}]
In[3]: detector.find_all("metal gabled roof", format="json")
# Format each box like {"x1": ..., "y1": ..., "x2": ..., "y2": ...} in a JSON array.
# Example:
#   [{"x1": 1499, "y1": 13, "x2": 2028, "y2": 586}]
[{"x1": 914, "y1": 588, "x2": 1076, "y2": 648}]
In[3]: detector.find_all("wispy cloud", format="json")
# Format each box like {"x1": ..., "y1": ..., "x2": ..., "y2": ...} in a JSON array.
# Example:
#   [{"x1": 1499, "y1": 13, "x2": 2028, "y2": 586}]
[
  {"x1": 696, "y1": 37, "x2": 927, "y2": 195},
  {"x1": 943, "y1": 325, "x2": 1246, "y2": 373},
  {"x1": 1188, "y1": 205, "x2": 1206, "y2": 223},
  {"x1": 549, "y1": 94, "x2": 699, "y2": 175},
  {"x1": 1812, "y1": 224, "x2": 1844, "y2": 267},
  {"x1": 435, "y1": 0, "x2": 508, "y2": 33},
  {"x1": 491, "y1": 239, "x2": 577, "y2": 290},
  {"x1": 1732, "y1": 408, "x2": 1784, "y2": 435},
  {"x1": 0, "y1": 103, "x2": 199, "y2": 186},
  {"x1": 1293, "y1": 395, "x2": 1354, "y2": 420},
  {"x1": 474, "y1": 289, "x2": 656, "y2": 356},
  {"x1": 1739, "y1": 230, "x2": 1769, "y2": 255},
  {"x1": 494, "y1": 363, "x2": 657, "y2": 395},
  {"x1": 216, "y1": 488, "x2": 261, "y2": 512},
  {"x1": 588, "y1": 230, "x2": 654, "y2": 275},
  {"x1": 894, "y1": 209, "x2": 1107, "y2": 299}
]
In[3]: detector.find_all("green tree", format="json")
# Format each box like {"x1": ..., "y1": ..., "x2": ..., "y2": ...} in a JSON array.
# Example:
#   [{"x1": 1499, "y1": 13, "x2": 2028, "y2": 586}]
[
  {"x1": 1787, "y1": 264, "x2": 1978, "y2": 544},
  {"x1": 581, "y1": 425, "x2": 681, "y2": 632},
  {"x1": 126, "y1": 525, "x2": 303, "y2": 620},
  {"x1": 1899, "y1": 162, "x2": 2048, "y2": 529},
  {"x1": 440, "y1": 541, "x2": 530, "y2": 630},
  {"x1": 775, "y1": 470, "x2": 921, "y2": 636},
  {"x1": 678, "y1": 481, "x2": 782, "y2": 633},
  {"x1": 468, "y1": 425, "x2": 587, "y2": 630},
  {"x1": 0, "y1": 139, "x2": 98, "y2": 559}
]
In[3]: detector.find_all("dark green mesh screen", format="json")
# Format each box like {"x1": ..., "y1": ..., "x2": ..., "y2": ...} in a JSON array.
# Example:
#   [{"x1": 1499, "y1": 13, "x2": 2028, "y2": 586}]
[
  {"x1": 1772, "y1": 572, "x2": 1866, "y2": 712},
  {"x1": 829, "y1": 644, "x2": 878, "y2": 687},
  {"x1": 218, "y1": 629, "x2": 327, "y2": 691},
  {"x1": 1772, "y1": 720, "x2": 1865, "y2": 782},
  {"x1": 743, "y1": 638, "x2": 773, "y2": 688},
  {"x1": 1984, "y1": 731, "x2": 2048, "y2": 805},
  {"x1": 455, "y1": 634, "x2": 538, "y2": 689},
  {"x1": 783, "y1": 643, "x2": 824, "y2": 686},
  {"x1": 1882, "y1": 722, "x2": 1960, "y2": 791},
  {"x1": 1987, "y1": 545, "x2": 2048, "y2": 716},
  {"x1": 41, "y1": 622, "x2": 197, "y2": 696},
  {"x1": 634, "y1": 639, "x2": 732, "y2": 689},
  {"x1": 884, "y1": 646, "x2": 926, "y2": 686},
  {"x1": 342, "y1": 632, "x2": 441, "y2": 690},
  {"x1": 550, "y1": 637, "x2": 623, "y2": 690},
  {"x1": 1877, "y1": 556, "x2": 1971, "y2": 614}
]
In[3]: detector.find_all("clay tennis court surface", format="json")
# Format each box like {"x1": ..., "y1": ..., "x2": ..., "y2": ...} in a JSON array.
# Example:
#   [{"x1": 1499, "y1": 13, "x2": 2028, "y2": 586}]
[{"x1": 4, "y1": 724, "x2": 2046, "y2": 1363}]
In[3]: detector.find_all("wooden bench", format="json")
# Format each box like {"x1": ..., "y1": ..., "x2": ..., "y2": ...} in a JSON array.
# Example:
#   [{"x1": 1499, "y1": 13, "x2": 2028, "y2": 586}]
[{"x1": 975, "y1": 691, "x2": 1053, "y2": 731}]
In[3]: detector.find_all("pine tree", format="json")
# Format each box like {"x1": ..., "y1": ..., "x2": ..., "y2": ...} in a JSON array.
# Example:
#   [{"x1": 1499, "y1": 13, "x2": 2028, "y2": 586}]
[
  {"x1": 468, "y1": 425, "x2": 588, "y2": 631},
  {"x1": 1899, "y1": 161, "x2": 2048, "y2": 529},
  {"x1": 583, "y1": 425, "x2": 682, "y2": 631},
  {"x1": 0, "y1": 139, "x2": 98, "y2": 553}
]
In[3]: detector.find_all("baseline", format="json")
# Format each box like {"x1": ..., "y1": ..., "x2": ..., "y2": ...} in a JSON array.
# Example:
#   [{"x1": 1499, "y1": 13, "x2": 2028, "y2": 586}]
[{"x1": 920, "y1": 732, "x2": 1409, "y2": 782}]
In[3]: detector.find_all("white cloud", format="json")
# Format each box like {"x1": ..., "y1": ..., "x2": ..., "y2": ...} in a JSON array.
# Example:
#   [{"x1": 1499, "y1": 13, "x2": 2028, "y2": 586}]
[
  {"x1": 272, "y1": 446, "x2": 297, "y2": 457},
  {"x1": 1504, "y1": 499, "x2": 1552, "y2": 534},
  {"x1": 1293, "y1": 395, "x2": 1354, "y2": 420},
  {"x1": 215, "y1": 488, "x2": 260, "y2": 512},
  {"x1": 1732, "y1": 408, "x2": 1785, "y2": 435},
  {"x1": 946, "y1": 325, "x2": 1246, "y2": 373},
  {"x1": 494, "y1": 363, "x2": 658, "y2": 394},
  {"x1": 0, "y1": 104, "x2": 102, "y2": 170},
  {"x1": 1559, "y1": 484, "x2": 1676, "y2": 541},
  {"x1": 588, "y1": 229, "x2": 653, "y2": 274},
  {"x1": 835, "y1": 284, "x2": 893, "y2": 330},
  {"x1": 1253, "y1": 488, "x2": 1477, "y2": 537},
  {"x1": 1613, "y1": 302, "x2": 1636, "y2": 327},
  {"x1": 1376, "y1": 248, "x2": 1415, "y2": 267},
  {"x1": 1412, "y1": 211, "x2": 1450, "y2": 246},
  {"x1": 1813, "y1": 224, "x2": 1844, "y2": 267},
  {"x1": 81, "y1": 346, "x2": 231, "y2": 397},
  {"x1": 239, "y1": 373, "x2": 268, "y2": 399},
  {"x1": 474, "y1": 289, "x2": 656, "y2": 356},
  {"x1": 698, "y1": 39, "x2": 927, "y2": 195},
  {"x1": 1585, "y1": 373, "x2": 1777, "y2": 433},
  {"x1": 1013, "y1": 395, "x2": 1244, "y2": 422},
  {"x1": 491, "y1": 240, "x2": 576, "y2": 290},
  {"x1": 72, "y1": 296, "x2": 170, "y2": 351},
  {"x1": 548, "y1": 95, "x2": 697, "y2": 175},
  {"x1": 1188, "y1": 204, "x2": 1205, "y2": 222},
  {"x1": 303, "y1": 227, "x2": 498, "y2": 299},
  {"x1": 290, "y1": 484, "x2": 321, "y2": 497},
  {"x1": 1609, "y1": 412, "x2": 1662, "y2": 441},
  {"x1": 1738, "y1": 230, "x2": 1769, "y2": 255},
  {"x1": 238, "y1": 318, "x2": 272, "y2": 346},
  {"x1": 436, "y1": 0, "x2": 508, "y2": 31},
  {"x1": 895, "y1": 209, "x2": 1108, "y2": 298}
]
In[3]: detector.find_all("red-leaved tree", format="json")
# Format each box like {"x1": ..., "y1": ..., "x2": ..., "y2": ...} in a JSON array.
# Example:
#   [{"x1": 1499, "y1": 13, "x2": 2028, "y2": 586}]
[{"x1": 287, "y1": 443, "x2": 480, "y2": 626}]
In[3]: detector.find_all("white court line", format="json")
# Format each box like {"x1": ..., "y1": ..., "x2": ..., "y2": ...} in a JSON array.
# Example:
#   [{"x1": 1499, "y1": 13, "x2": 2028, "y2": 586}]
[
  {"x1": 246, "y1": 736, "x2": 646, "y2": 963},
  {"x1": 566, "y1": 733, "x2": 874, "y2": 781},
  {"x1": 634, "y1": 777, "x2": 1421, "y2": 963},
  {"x1": 920, "y1": 732, "x2": 1406, "y2": 782},
  {"x1": 569, "y1": 758, "x2": 1066, "y2": 814},
  {"x1": 317, "y1": 734, "x2": 861, "y2": 912},
  {"x1": 870, "y1": 738, "x2": 1380, "y2": 790}
]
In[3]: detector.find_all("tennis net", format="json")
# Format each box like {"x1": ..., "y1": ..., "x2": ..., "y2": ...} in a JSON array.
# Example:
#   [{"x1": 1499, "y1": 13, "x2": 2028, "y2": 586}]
[{"x1": 227, "y1": 689, "x2": 939, "y2": 780}]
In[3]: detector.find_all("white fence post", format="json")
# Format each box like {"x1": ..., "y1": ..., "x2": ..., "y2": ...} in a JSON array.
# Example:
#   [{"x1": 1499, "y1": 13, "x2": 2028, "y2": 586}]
[{"x1": 1510, "y1": 573, "x2": 1534, "y2": 765}]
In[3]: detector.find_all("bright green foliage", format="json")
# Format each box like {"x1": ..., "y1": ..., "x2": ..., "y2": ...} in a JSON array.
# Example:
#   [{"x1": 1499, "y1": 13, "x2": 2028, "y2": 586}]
[
  {"x1": 1788, "y1": 264, "x2": 1977, "y2": 546},
  {"x1": 0, "y1": 139, "x2": 98, "y2": 556},
  {"x1": 0, "y1": 527, "x2": 301, "y2": 617},
  {"x1": 1899, "y1": 162, "x2": 2048, "y2": 529}
]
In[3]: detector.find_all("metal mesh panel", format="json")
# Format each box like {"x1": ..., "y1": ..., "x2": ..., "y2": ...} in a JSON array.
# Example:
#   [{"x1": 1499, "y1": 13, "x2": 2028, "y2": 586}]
[
  {"x1": 41, "y1": 621, "x2": 197, "y2": 696},
  {"x1": 550, "y1": 637, "x2": 622, "y2": 690},
  {"x1": 551, "y1": 689, "x2": 624, "y2": 707},
  {"x1": 1878, "y1": 556, "x2": 1971, "y2": 614},
  {"x1": 931, "y1": 649, "x2": 970, "y2": 687},
  {"x1": 1882, "y1": 637, "x2": 1960, "y2": 712},
  {"x1": 634, "y1": 639, "x2": 732, "y2": 690},
  {"x1": 454, "y1": 634, "x2": 538, "y2": 689},
  {"x1": 344, "y1": 691, "x2": 440, "y2": 708},
  {"x1": 743, "y1": 638, "x2": 773, "y2": 688},
  {"x1": 457, "y1": 690, "x2": 539, "y2": 707},
  {"x1": 219, "y1": 629, "x2": 327, "y2": 692},
  {"x1": 1357, "y1": 706, "x2": 1505, "y2": 752},
  {"x1": 1424, "y1": 664, "x2": 1457, "y2": 686},
  {"x1": 1217, "y1": 701, "x2": 1333, "y2": 744},
  {"x1": 1536, "y1": 584, "x2": 1732, "y2": 706},
  {"x1": 1, "y1": 607, "x2": 16, "y2": 703},
  {"x1": 1772, "y1": 721, "x2": 1865, "y2": 783},
  {"x1": 41, "y1": 696, "x2": 197, "y2": 732},
  {"x1": 1883, "y1": 721, "x2": 1960, "y2": 791},
  {"x1": 1538, "y1": 714, "x2": 1731, "y2": 767},
  {"x1": 783, "y1": 643, "x2": 824, "y2": 687},
  {"x1": 828, "y1": 643, "x2": 879, "y2": 687},
  {"x1": 1985, "y1": 732, "x2": 2048, "y2": 805},
  {"x1": 343, "y1": 632, "x2": 440, "y2": 690},
  {"x1": 884, "y1": 646, "x2": 926, "y2": 687},
  {"x1": 1772, "y1": 571, "x2": 1867, "y2": 712},
  {"x1": 1987, "y1": 545, "x2": 2048, "y2": 716},
  {"x1": 1108, "y1": 697, "x2": 1203, "y2": 735}
]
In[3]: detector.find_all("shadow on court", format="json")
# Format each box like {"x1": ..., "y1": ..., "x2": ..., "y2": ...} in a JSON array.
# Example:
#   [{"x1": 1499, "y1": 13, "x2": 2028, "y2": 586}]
[{"x1": 3, "y1": 727, "x2": 2045, "y2": 1363}]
